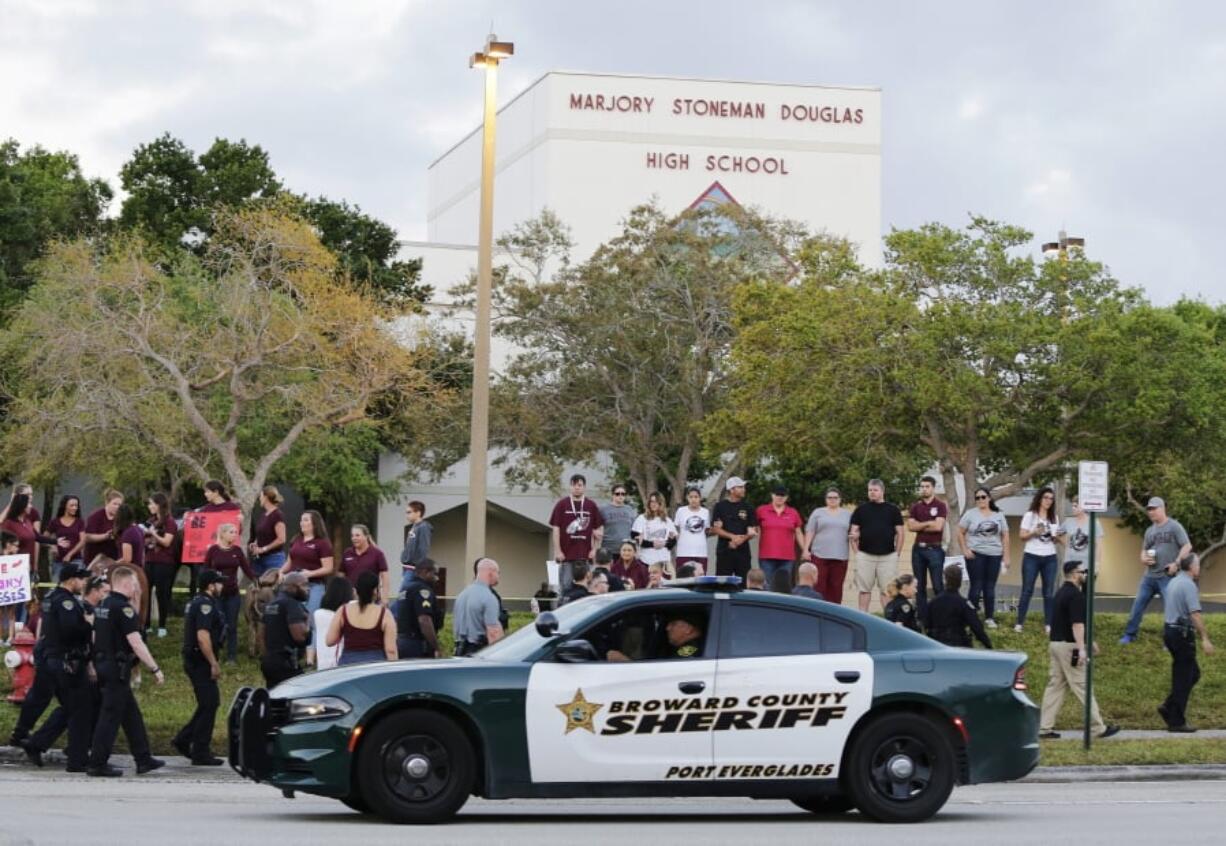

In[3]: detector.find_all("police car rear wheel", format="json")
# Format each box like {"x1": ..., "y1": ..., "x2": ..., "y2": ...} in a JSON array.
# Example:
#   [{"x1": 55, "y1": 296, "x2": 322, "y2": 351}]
[
  {"x1": 341, "y1": 794, "x2": 371, "y2": 813},
  {"x1": 844, "y1": 713, "x2": 955, "y2": 823},
  {"x1": 790, "y1": 794, "x2": 855, "y2": 815},
  {"x1": 360, "y1": 710, "x2": 475, "y2": 824}
]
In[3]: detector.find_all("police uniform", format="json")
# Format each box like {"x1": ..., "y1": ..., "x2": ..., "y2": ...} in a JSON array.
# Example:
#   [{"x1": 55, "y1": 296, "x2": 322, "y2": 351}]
[
  {"x1": 884, "y1": 595, "x2": 920, "y2": 632},
  {"x1": 396, "y1": 576, "x2": 443, "y2": 659},
  {"x1": 173, "y1": 577, "x2": 227, "y2": 760},
  {"x1": 922, "y1": 591, "x2": 992, "y2": 649},
  {"x1": 23, "y1": 575, "x2": 94, "y2": 768},
  {"x1": 664, "y1": 637, "x2": 703, "y2": 659},
  {"x1": 260, "y1": 591, "x2": 309, "y2": 686},
  {"x1": 88, "y1": 591, "x2": 156, "y2": 772}
]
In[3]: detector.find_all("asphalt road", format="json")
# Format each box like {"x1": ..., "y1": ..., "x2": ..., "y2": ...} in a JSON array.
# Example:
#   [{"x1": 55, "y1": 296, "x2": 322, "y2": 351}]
[{"x1": 0, "y1": 767, "x2": 1221, "y2": 845}]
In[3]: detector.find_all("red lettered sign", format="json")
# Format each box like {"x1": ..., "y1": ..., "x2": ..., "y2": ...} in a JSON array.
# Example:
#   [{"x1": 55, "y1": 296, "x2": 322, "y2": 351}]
[{"x1": 180, "y1": 512, "x2": 244, "y2": 564}]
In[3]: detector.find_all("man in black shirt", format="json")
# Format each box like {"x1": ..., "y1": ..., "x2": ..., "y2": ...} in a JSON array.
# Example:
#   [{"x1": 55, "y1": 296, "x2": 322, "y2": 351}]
[
  {"x1": 260, "y1": 572, "x2": 311, "y2": 687},
  {"x1": 16, "y1": 563, "x2": 93, "y2": 769},
  {"x1": 923, "y1": 566, "x2": 992, "y2": 649},
  {"x1": 849, "y1": 479, "x2": 905, "y2": 612},
  {"x1": 173, "y1": 570, "x2": 227, "y2": 765},
  {"x1": 397, "y1": 559, "x2": 443, "y2": 659},
  {"x1": 88, "y1": 566, "x2": 165, "y2": 777},
  {"x1": 791, "y1": 562, "x2": 824, "y2": 601},
  {"x1": 711, "y1": 476, "x2": 758, "y2": 579},
  {"x1": 1039, "y1": 561, "x2": 1120, "y2": 739},
  {"x1": 561, "y1": 562, "x2": 594, "y2": 605}
]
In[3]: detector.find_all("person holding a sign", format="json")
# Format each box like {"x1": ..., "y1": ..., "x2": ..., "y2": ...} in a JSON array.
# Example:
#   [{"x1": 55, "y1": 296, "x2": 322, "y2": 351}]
[
  {"x1": 88, "y1": 566, "x2": 165, "y2": 777},
  {"x1": 280, "y1": 510, "x2": 335, "y2": 613},
  {"x1": 203, "y1": 523, "x2": 255, "y2": 663},
  {"x1": 1, "y1": 494, "x2": 39, "y2": 644},
  {"x1": 143, "y1": 493, "x2": 178, "y2": 637}
]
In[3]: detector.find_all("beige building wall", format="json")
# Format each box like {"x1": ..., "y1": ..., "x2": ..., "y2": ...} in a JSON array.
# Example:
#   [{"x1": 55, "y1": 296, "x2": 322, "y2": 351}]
[
  {"x1": 425, "y1": 506, "x2": 550, "y2": 601},
  {"x1": 993, "y1": 515, "x2": 1143, "y2": 596}
]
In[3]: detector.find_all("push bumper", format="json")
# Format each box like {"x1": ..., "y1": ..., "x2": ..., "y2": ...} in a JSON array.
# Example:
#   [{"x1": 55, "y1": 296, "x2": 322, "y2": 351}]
[{"x1": 228, "y1": 686, "x2": 277, "y2": 781}]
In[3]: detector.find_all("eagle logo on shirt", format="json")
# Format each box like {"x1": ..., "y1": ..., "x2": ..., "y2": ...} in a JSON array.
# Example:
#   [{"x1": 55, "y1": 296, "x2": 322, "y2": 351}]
[
  {"x1": 565, "y1": 513, "x2": 591, "y2": 537},
  {"x1": 1069, "y1": 530, "x2": 1089, "y2": 552},
  {"x1": 970, "y1": 521, "x2": 1000, "y2": 538},
  {"x1": 684, "y1": 515, "x2": 706, "y2": 534}
]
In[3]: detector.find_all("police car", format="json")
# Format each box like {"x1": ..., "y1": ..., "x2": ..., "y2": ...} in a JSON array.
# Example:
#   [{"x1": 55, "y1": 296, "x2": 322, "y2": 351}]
[{"x1": 228, "y1": 577, "x2": 1038, "y2": 824}]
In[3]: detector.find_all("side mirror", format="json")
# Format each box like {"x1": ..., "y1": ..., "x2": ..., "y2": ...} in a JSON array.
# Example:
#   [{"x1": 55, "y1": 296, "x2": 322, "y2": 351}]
[
  {"x1": 554, "y1": 639, "x2": 599, "y2": 663},
  {"x1": 535, "y1": 611, "x2": 560, "y2": 638}
]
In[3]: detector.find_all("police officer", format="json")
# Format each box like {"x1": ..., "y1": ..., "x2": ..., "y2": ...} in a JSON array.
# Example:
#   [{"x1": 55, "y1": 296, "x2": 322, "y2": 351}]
[
  {"x1": 88, "y1": 566, "x2": 165, "y2": 777},
  {"x1": 260, "y1": 571, "x2": 311, "y2": 686},
  {"x1": 396, "y1": 559, "x2": 443, "y2": 659},
  {"x1": 172, "y1": 570, "x2": 227, "y2": 765},
  {"x1": 1159, "y1": 553, "x2": 1216, "y2": 732},
  {"x1": 662, "y1": 612, "x2": 705, "y2": 658},
  {"x1": 453, "y1": 559, "x2": 504, "y2": 656},
  {"x1": 922, "y1": 565, "x2": 992, "y2": 649},
  {"x1": 884, "y1": 574, "x2": 920, "y2": 632},
  {"x1": 15, "y1": 563, "x2": 94, "y2": 770}
]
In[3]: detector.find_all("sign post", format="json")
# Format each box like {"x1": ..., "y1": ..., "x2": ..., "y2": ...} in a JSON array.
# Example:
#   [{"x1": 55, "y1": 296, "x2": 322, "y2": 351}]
[{"x1": 1078, "y1": 460, "x2": 1109, "y2": 750}]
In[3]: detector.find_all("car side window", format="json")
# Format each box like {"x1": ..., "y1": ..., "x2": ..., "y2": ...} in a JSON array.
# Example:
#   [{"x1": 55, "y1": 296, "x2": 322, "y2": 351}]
[
  {"x1": 820, "y1": 618, "x2": 857, "y2": 653},
  {"x1": 577, "y1": 605, "x2": 711, "y2": 662},
  {"x1": 726, "y1": 605, "x2": 821, "y2": 658}
]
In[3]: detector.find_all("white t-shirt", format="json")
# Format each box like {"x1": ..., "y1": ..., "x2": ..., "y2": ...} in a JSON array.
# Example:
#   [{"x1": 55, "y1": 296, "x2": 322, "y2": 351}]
[
  {"x1": 313, "y1": 608, "x2": 339, "y2": 670},
  {"x1": 673, "y1": 506, "x2": 711, "y2": 559},
  {"x1": 631, "y1": 514, "x2": 677, "y2": 566},
  {"x1": 1020, "y1": 511, "x2": 1059, "y2": 556}
]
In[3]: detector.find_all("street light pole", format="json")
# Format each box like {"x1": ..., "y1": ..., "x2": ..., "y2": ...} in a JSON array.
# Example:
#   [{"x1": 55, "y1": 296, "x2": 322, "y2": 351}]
[{"x1": 464, "y1": 35, "x2": 513, "y2": 576}]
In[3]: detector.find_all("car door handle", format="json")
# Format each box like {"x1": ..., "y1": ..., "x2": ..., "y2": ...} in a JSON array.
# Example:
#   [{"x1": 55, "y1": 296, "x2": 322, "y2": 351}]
[
  {"x1": 835, "y1": 671, "x2": 861, "y2": 684},
  {"x1": 678, "y1": 681, "x2": 706, "y2": 694}
]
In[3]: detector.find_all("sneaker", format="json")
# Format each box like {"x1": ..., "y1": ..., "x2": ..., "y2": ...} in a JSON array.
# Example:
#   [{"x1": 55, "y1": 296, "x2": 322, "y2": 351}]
[
  {"x1": 157, "y1": 628, "x2": 168, "y2": 638},
  {"x1": 1038, "y1": 730, "x2": 1061, "y2": 739},
  {"x1": 17, "y1": 740, "x2": 43, "y2": 768},
  {"x1": 985, "y1": 618, "x2": 998, "y2": 629},
  {"x1": 1168, "y1": 724, "x2": 1197, "y2": 734},
  {"x1": 136, "y1": 757, "x2": 166, "y2": 775},
  {"x1": 1013, "y1": 624, "x2": 1023, "y2": 633},
  {"x1": 1099, "y1": 725, "x2": 1121, "y2": 739},
  {"x1": 88, "y1": 765, "x2": 123, "y2": 778},
  {"x1": 1119, "y1": 634, "x2": 1135, "y2": 645}
]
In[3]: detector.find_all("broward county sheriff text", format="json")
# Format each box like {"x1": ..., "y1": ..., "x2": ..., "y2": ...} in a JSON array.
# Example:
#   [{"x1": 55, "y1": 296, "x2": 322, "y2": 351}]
[{"x1": 600, "y1": 691, "x2": 850, "y2": 735}]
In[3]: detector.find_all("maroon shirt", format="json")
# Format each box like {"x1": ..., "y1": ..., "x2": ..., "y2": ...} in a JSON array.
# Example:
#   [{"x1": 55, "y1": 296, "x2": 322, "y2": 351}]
[
  {"x1": 83, "y1": 507, "x2": 117, "y2": 563},
  {"x1": 27, "y1": 506, "x2": 41, "y2": 526},
  {"x1": 204, "y1": 543, "x2": 255, "y2": 596},
  {"x1": 288, "y1": 536, "x2": 334, "y2": 580},
  {"x1": 549, "y1": 496, "x2": 605, "y2": 561},
  {"x1": 48, "y1": 516, "x2": 84, "y2": 563},
  {"x1": 1, "y1": 517, "x2": 38, "y2": 564},
  {"x1": 340, "y1": 544, "x2": 388, "y2": 585},
  {"x1": 610, "y1": 558, "x2": 649, "y2": 590},
  {"x1": 909, "y1": 498, "x2": 949, "y2": 546},
  {"x1": 254, "y1": 508, "x2": 285, "y2": 549},
  {"x1": 118, "y1": 524, "x2": 146, "y2": 569},
  {"x1": 144, "y1": 516, "x2": 177, "y2": 565}
]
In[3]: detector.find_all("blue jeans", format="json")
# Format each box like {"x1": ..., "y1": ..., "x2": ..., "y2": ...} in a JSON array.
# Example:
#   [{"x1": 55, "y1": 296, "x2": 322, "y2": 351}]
[
  {"x1": 1124, "y1": 572, "x2": 1171, "y2": 638},
  {"x1": 338, "y1": 649, "x2": 384, "y2": 666},
  {"x1": 1018, "y1": 553, "x2": 1058, "y2": 626},
  {"x1": 759, "y1": 559, "x2": 794, "y2": 591},
  {"x1": 911, "y1": 546, "x2": 945, "y2": 612},
  {"x1": 253, "y1": 550, "x2": 285, "y2": 578},
  {"x1": 306, "y1": 581, "x2": 324, "y2": 615},
  {"x1": 967, "y1": 552, "x2": 1002, "y2": 620},
  {"x1": 221, "y1": 593, "x2": 241, "y2": 661}
]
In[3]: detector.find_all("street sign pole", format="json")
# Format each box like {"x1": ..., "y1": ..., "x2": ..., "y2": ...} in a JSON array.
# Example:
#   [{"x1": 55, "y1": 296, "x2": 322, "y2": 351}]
[
  {"x1": 1084, "y1": 510, "x2": 1096, "y2": 751},
  {"x1": 1077, "y1": 460, "x2": 1109, "y2": 751}
]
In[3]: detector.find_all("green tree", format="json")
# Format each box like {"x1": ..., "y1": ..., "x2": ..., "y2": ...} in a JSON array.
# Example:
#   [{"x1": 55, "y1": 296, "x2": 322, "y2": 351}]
[
  {"x1": 0, "y1": 139, "x2": 112, "y2": 315},
  {"x1": 0, "y1": 207, "x2": 458, "y2": 511},
  {"x1": 721, "y1": 217, "x2": 1142, "y2": 516},
  {"x1": 483, "y1": 203, "x2": 805, "y2": 505}
]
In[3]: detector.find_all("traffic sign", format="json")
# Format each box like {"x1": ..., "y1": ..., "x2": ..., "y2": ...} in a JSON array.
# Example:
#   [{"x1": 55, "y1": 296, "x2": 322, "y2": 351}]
[{"x1": 1078, "y1": 460, "x2": 1109, "y2": 513}]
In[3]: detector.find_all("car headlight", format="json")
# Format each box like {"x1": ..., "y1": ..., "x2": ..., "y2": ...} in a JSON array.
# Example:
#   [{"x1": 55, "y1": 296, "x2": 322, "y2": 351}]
[{"x1": 288, "y1": 696, "x2": 352, "y2": 722}]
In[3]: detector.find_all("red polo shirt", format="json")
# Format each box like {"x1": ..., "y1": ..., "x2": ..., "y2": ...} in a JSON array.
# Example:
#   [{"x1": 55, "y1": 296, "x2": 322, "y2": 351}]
[{"x1": 755, "y1": 504, "x2": 803, "y2": 560}]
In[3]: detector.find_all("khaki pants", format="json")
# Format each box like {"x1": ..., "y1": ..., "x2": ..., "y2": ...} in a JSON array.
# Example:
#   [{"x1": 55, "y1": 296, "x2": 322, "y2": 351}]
[{"x1": 1039, "y1": 641, "x2": 1106, "y2": 733}]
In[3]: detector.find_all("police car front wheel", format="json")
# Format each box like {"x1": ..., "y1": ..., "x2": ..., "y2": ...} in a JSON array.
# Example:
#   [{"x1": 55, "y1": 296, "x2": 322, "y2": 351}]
[
  {"x1": 358, "y1": 710, "x2": 476, "y2": 824},
  {"x1": 844, "y1": 713, "x2": 956, "y2": 823}
]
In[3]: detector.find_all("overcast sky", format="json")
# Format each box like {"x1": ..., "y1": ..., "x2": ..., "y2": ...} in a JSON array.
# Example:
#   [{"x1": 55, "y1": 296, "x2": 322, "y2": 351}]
[{"x1": 3, "y1": 0, "x2": 1223, "y2": 303}]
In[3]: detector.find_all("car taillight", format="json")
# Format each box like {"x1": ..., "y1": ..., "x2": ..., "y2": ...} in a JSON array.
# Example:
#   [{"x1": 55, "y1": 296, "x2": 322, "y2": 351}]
[{"x1": 1013, "y1": 666, "x2": 1028, "y2": 691}]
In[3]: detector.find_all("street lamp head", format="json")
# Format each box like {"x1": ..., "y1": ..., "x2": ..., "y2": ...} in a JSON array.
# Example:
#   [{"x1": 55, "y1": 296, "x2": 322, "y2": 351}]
[
  {"x1": 486, "y1": 38, "x2": 514, "y2": 59},
  {"x1": 1064, "y1": 236, "x2": 1085, "y2": 250},
  {"x1": 1042, "y1": 242, "x2": 1061, "y2": 257},
  {"x1": 469, "y1": 52, "x2": 489, "y2": 68}
]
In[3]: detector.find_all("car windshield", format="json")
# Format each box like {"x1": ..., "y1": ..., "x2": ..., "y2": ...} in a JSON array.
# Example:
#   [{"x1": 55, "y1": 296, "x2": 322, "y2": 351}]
[{"x1": 475, "y1": 595, "x2": 621, "y2": 662}]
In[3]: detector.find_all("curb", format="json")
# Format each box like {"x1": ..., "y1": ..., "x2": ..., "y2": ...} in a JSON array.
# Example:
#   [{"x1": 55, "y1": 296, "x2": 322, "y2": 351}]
[
  {"x1": 1024, "y1": 764, "x2": 1226, "y2": 783},
  {"x1": 0, "y1": 745, "x2": 240, "y2": 779}
]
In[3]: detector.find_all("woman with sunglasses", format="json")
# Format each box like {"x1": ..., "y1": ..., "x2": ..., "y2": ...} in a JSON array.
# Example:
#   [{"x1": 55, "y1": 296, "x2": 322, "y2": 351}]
[
  {"x1": 1017, "y1": 486, "x2": 1064, "y2": 633},
  {"x1": 958, "y1": 487, "x2": 1010, "y2": 628},
  {"x1": 803, "y1": 487, "x2": 851, "y2": 604}
]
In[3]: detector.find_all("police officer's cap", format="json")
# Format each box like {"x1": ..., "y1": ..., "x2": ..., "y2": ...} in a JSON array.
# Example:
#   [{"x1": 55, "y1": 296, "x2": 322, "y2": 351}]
[
  {"x1": 198, "y1": 569, "x2": 227, "y2": 589},
  {"x1": 59, "y1": 562, "x2": 91, "y2": 581}
]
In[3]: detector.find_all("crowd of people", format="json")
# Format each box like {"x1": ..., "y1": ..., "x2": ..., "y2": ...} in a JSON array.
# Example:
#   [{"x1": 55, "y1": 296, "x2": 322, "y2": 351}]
[{"x1": 2, "y1": 471, "x2": 1218, "y2": 776}]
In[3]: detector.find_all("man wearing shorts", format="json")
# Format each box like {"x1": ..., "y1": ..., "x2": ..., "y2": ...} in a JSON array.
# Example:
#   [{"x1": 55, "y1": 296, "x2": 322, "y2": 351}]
[{"x1": 849, "y1": 479, "x2": 904, "y2": 612}]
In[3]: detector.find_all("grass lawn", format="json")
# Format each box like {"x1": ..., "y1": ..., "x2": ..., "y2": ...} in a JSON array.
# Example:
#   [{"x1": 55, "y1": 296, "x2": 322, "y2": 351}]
[{"x1": 1, "y1": 609, "x2": 1222, "y2": 763}]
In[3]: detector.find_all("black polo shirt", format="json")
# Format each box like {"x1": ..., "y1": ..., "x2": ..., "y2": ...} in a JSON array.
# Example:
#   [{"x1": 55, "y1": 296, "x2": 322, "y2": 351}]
[{"x1": 1050, "y1": 582, "x2": 1085, "y2": 644}]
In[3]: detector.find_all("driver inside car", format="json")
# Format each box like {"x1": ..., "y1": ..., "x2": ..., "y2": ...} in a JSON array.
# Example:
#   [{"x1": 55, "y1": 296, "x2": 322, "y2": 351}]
[{"x1": 607, "y1": 610, "x2": 705, "y2": 661}]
